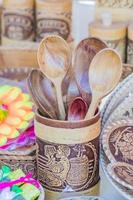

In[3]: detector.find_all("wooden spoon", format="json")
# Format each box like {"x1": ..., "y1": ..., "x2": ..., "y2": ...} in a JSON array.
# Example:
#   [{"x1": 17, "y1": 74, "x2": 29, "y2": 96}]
[
  {"x1": 67, "y1": 97, "x2": 88, "y2": 122},
  {"x1": 27, "y1": 69, "x2": 57, "y2": 119},
  {"x1": 38, "y1": 35, "x2": 71, "y2": 120},
  {"x1": 85, "y1": 48, "x2": 122, "y2": 120},
  {"x1": 73, "y1": 37, "x2": 107, "y2": 104}
]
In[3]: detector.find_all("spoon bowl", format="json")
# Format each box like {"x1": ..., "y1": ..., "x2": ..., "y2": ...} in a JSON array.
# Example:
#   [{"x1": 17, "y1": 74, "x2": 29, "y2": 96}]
[
  {"x1": 38, "y1": 35, "x2": 71, "y2": 120},
  {"x1": 85, "y1": 48, "x2": 122, "y2": 120},
  {"x1": 27, "y1": 69, "x2": 57, "y2": 119},
  {"x1": 68, "y1": 97, "x2": 88, "y2": 122}
]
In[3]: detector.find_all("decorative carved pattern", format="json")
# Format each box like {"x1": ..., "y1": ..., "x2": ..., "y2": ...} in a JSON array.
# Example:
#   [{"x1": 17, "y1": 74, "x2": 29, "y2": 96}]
[
  {"x1": 36, "y1": 18, "x2": 70, "y2": 42},
  {"x1": 3, "y1": 10, "x2": 34, "y2": 40},
  {"x1": 114, "y1": 164, "x2": 133, "y2": 187},
  {"x1": 0, "y1": 155, "x2": 37, "y2": 178},
  {"x1": 36, "y1": 137, "x2": 99, "y2": 192},
  {"x1": 127, "y1": 39, "x2": 133, "y2": 65},
  {"x1": 105, "y1": 39, "x2": 126, "y2": 62},
  {"x1": 122, "y1": 65, "x2": 133, "y2": 80},
  {"x1": 107, "y1": 162, "x2": 133, "y2": 190},
  {"x1": 109, "y1": 126, "x2": 133, "y2": 164},
  {"x1": 97, "y1": 0, "x2": 133, "y2": 8}
]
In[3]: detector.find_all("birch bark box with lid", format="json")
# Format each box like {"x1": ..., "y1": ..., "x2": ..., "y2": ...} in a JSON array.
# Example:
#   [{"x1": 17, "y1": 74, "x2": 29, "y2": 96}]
[
  {"x1": 2, "y1": 0, "x2": 35, "y2": 45},
  {"x1": 89, "y1": 13, "x2": 127, "y2": 62},
  {"x1": 35, "y1": 0, "x2": 72, "y2": 42},
  {"x1": 95, "y1": 0, "x2": 133, "y2": 22},
  {"x1": 127, "y1": 23, "x2": 133, "y2": 65}
]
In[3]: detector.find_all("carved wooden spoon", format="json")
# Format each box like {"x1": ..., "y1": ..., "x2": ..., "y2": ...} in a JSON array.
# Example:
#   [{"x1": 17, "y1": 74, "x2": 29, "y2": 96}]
[
  {"x1": 27, "y1": 69, "x2": 57, "y2": 119},
  {"x1": 85, "y1": 48, "x2": 122, "y2": 120},
  {"x1": 38, "y1": 35, "x2": 71, "y2": 120},
  {"x1": 67, "y1": 97, "x2": 88, "y2": 122},
  {"x1": 73, "y1": 37, "x2": 107, "y2": 104}
]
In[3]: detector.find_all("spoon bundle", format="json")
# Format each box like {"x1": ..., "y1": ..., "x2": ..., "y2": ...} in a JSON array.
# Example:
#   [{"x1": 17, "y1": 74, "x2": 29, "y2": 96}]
[{"x1": 28, "y1": 35, "x2": 122, "y2": 122}]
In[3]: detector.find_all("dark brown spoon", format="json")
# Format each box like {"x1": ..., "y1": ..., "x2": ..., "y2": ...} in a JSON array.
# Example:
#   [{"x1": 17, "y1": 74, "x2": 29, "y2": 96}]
[{"x1": 27, "y1": 69, "x2": 58, "y2": 119}]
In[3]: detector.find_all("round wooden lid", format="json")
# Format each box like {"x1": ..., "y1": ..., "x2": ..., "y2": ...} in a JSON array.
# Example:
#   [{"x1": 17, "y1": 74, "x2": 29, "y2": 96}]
[
  {"x1": 128, "y1": 23, "x2": 133, "y2": 40},
  {"x1": 89, "y1": 21, "x2": 127, "y2": 40},
  {"x1": 3, "y1": 0, "x2": 34, "y2": 9}
]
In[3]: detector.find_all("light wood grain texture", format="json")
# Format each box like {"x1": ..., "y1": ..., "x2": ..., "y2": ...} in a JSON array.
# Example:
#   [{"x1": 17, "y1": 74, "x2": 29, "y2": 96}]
[
  {"x1": 38, "y1": 35, "x2": 71, "y2": 120},
  {"x1": 95, "y1": 8, "x2": 133, "y2": 23},
  {"x1": 89, "y1": 21, "x2": 126, "y2": 41},
  {"x1": 0, "y1": 42, "x2": 39, "y2": 68},
  {"x1": 85, "y1": 48, "x2": 122, "y2": 120},
  {"x1": 0, "y1": 39, "x2": 74, "y2": 69}
]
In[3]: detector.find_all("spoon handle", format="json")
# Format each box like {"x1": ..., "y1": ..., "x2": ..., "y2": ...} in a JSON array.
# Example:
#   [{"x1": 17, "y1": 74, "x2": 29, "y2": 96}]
[
  {"x1": 55, "y1": 82, "x2": 66, "y2": 120},
  {"x1": 85, "y1": 94, "x2": 99, "y2": 120}
]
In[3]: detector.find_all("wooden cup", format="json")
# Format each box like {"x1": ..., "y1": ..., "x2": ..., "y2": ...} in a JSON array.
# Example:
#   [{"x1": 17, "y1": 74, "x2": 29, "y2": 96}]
[
  {"x1": 89, "y1": 21, "x2": 127, "y2": 62},
  {"x1": 35, "y1": 111, "x2": 101, "y2": 200},
  {"x1": 35, "y1": 0, "x2": 72, "y2": 42},
  {"x1": 2, "y1": 0, "x2": 35, "y2": 45}
]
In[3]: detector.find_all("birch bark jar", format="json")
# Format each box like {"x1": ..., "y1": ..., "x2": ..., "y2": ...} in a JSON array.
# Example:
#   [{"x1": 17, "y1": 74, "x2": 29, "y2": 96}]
[
  {"x1": 2, "y1": 0, "x2": 35, "y2": 45},
  {"x1": 35, "y1": 110, "x2": 101, "y2": 200},
  {"x1": 89, "y1": 13, "x2": 127, "y2": 62},
  {"x1": 35, "y1": 0, "x2": 72, "y2": 42},
  {"x1": 127, "y1": 23, "x2": 133, "y2": 65}
]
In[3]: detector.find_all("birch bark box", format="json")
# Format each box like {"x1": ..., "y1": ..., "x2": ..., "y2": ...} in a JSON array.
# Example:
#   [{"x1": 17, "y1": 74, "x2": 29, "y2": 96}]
[
  {"x1": 35, "y1": 0, "x2": 72, "y2": 42},
  {"x1": 95, "y1": 0, "x2": 133, "y2": 23},
  {"x1": 2, "y1": 0, "x2": 35, "y2": 45},
  {"x1": 89, "y1": 20, "x2": 127, "y2": 62},
  {"x1": 35, "y1": 111, "x2": 101, "y2": 200}
]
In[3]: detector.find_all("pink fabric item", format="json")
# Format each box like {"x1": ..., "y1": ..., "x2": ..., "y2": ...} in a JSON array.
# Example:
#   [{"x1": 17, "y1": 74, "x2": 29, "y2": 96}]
[{"x1": 0, "y1": 126, "x2": 35, "y2": 151}]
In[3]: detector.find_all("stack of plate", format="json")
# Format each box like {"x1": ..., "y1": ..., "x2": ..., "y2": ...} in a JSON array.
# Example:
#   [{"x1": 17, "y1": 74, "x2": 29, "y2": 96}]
[
  {"x1": 101, "y1": 73, "x2": 133, "y2": 200},
  {"x1": 101, "y1": 73, "x2": 133, "y2": 128}
]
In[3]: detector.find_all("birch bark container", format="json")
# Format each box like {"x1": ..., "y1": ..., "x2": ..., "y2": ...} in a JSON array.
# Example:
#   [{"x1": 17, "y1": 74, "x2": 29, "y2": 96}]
[
  {"x1": 95, "y1": 0, "x2": 133, "y2": 23},
  {"x1": 127, "y1": 23, "x2": 133, "y2": 65},
  {"x1": 35, "y1": 0, "x2": 72, "y2": 42},
  {"x1": 35, "y1": 111, "x2": 101, "y2": 200},
  {"x1": 2, "y1": 0, "x2": 35, "y2": 45},
  {"x1": 89, "y1": 14, "x2": 127, "y2": 62}
]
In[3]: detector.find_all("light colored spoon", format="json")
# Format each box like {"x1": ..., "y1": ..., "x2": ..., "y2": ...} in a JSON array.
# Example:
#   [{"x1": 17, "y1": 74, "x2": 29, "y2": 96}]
[
  {"x1": 27, "y1": 69, "x2": 57, "y2": 119},
  {"x1": 67, "y1": 97, "x2": 88, "y2": 122},
  {"x1": 73, "y1": 37, "x2": 107, "y2": 104},
  {"x1": 85, "y1": 48, "x2": 122, "y2": 120},
  {"x1": 38, "y1": 35, "x2": 71, "y2": 120}
]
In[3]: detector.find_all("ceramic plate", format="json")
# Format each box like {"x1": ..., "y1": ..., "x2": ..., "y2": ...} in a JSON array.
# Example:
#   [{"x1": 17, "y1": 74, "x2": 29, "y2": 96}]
[
  {"x1": 107, "y1": 162, "x2": 133, "y2": 190},
  {"x1": 60, "y1": 197, "x2": 103, "y2": 200},
  {"x1": 101, "y1": 151, "x2": 133, "y2": 200},
  {"x1": 104, "y1": 93, "x2": 133, "y2": 128},
  {"x1": 102, "y1": 119, "x2": 133, "y2": 165},
  {"x1": 101, "y1": 73, "x2": 133, "y2": 127}
]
